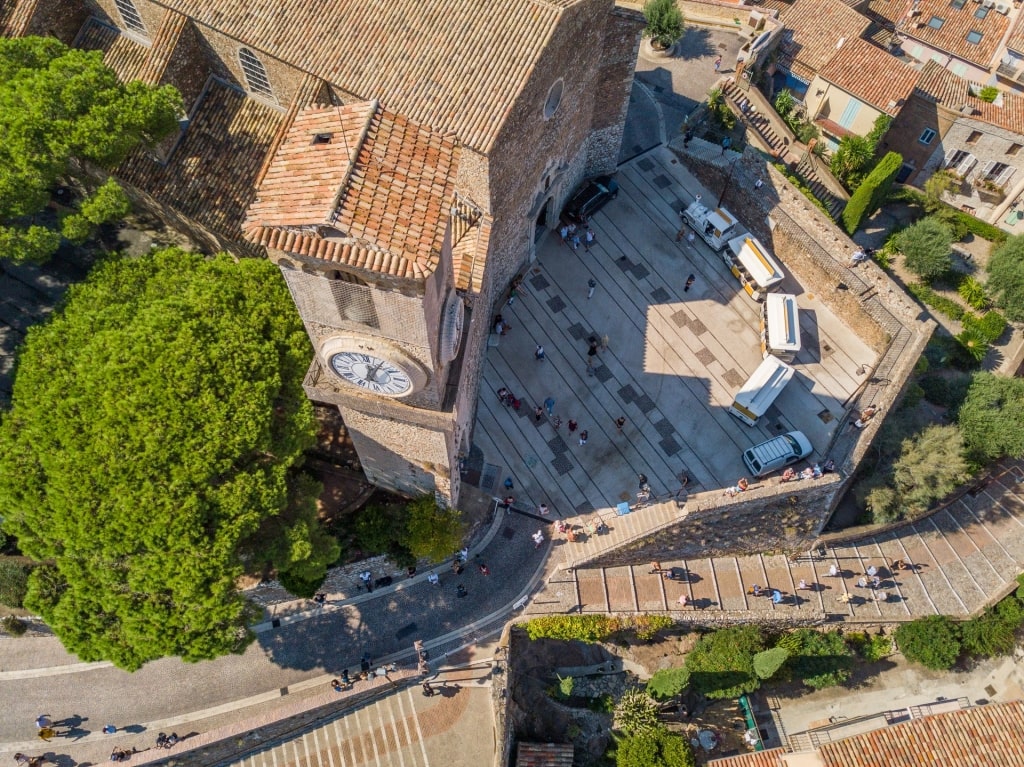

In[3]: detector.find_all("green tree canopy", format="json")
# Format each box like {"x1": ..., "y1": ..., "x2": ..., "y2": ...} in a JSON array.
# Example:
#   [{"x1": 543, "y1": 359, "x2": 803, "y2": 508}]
[
  {"x1": 987, "y1": 234, "x2": 1024, "y2": 322},
  {"x1": 616, "y1": 726, "x2": 695, "y2": 767},
  {"x1": 0, "y1": 249, "x2": 336, "y2": 670},
  {"x1": 895, "y1": 216, "x2": 954, "y2": 281},
  {"x1": 642, "y1": 0, "x2": 685, "y2": 47},
  {"x1": 895, "y1": 616, "x2": 961, "y2": 670},
  {"x1": 685, "y1": 625, "x2": 764, "y2": 699},
  {"x1": 0, "y1": 36, "x2": 182, "y2": 263},
  {"x1": 892, "y1": 424, "x2": 971, "y2": 515},
  {"x1": 779, "y1": 629, "x2": 853, "y2": 689},
  {"x1": 830, "y1": 135, "x2": 874, "y2": 189},
  {"x1": 958, "y1": 372, "x2": 1024, "y2": 462},
  {"x1": 401, "y1": 496, "x2": 465, "y2": 563}
]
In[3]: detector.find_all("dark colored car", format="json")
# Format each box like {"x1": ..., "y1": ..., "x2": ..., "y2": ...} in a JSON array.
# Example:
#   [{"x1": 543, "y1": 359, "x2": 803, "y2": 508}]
[{"x1": 562, "y1": 175, "x2": 618, "y2": 223}]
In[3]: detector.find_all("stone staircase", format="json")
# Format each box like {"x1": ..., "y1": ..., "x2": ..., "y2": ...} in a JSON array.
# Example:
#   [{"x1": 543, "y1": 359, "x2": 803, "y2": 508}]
[
  {"x1": 566, "y1": 462, "x2": 1024, "y2": 623},
  {"x1": 722, "y1": 81, "x2": 788, "y2": 158},
  {"x1": 794, "y1": 154, "x2": 847, "y2": 220}
]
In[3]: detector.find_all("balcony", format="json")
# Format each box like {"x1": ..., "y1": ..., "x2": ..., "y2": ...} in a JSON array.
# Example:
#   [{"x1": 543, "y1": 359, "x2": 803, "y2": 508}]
[
  {"x1": 973, "y1": 176, "x2": 1008, "y2": 202},
  {"x1": 997, "y1": 62, "x2": 1019, "y2": 79}
]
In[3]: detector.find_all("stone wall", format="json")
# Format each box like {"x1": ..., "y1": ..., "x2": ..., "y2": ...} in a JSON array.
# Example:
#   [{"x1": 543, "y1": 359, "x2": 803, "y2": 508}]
[{"x1": 576, "y1": 473, "x2": 843, "y2": 569}]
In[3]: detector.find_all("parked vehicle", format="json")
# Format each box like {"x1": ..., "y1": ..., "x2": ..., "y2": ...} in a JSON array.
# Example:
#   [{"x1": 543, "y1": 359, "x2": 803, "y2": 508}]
[
  {"x1": 725, "y1": 234, "x2": 784, "y2": 301},
  {"x1": 729, "y1": 355, "x2": 794, "y2": 427},
  {"x1": 760, "y1": 293, "x2": 801, "y2": 361},
  {"x1": 742, "y1": 431, "x2": 813, "y2": 477},
  {"x1": 563, "y1": 175, "x2": 618, "y2": 223},
  {"x1": 679, "y1": 201, "x2": 743, "y2": 251}
]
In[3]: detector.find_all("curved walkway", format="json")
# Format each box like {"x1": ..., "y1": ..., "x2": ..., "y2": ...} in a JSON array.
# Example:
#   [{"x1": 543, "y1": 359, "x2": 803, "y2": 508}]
[{"x1": 528, "y1": 460, "x2": 1024, "y2": 624}]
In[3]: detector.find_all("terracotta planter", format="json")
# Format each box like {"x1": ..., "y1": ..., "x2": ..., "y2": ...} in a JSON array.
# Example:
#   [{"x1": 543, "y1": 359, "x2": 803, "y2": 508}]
[{"x1": 640, "y1": 38, "x2": 676, "y2": 60}]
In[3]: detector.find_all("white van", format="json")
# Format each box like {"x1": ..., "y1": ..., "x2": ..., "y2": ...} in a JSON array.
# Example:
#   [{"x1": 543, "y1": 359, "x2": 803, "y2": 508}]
[
  {"x1": 760, "y1": 293, "x2": 801, "y2": 362},
  {"x1": 742, "y1": 431, "x2": 813, "y2": 477},
  {"x1": 729, "y1": 355, "x2": 794, "y2": 427},
  {"x1": 725, "y1": 235, "x2": 784, "y2": 301}
]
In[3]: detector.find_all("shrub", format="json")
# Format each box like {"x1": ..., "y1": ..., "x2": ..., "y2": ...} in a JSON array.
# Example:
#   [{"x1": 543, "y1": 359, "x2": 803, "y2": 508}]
[
  {"x1": 960, "y1": 600, "x2": 1021, "y2": 658},
  {"x1": 0, "y1": 561, "x2": 31, "y2": 608},
  {"x1": 958, "y1": 276, "x2": 988, "y2": 311},
  {"x1": 401, "y1": 496, "x2": 465, "y2": 563},
  {"x1": 963, "y1": 311, "x2": 1007, "y2": 344},
  {"x1": 753, "y1": 647, "x2": 790, "y2": 680},
  {"x1": 979, "y1": 85, "x2": 999, "y2": 103},
  {"x1": 616, "y1": 726, "x2": 696, "y2": 767},
  {"x1": 1, "y1": 615, "x2": 28, "y2": 637},
  {"x1": 589, "y1": 692, "x2": 616, "y2": 713},
  {"x1": 955, "y1": 328, "x2": 989, "y2": 363},
  {"x1": 647, "y1": 667, "x2": 690, "y2": 700},
  {"x1": 958, "y1": 373, "x2": 1024, "y2": 462},
  {"x1": 895, "y1": 616, "x2": 961, "y2": 669},
  {"x1": 774, "y1": 89, "x2": 795, "y2": 121},
  {"x1": 633, "y1": 614, "x2": 674, "y2": 641},
  {"x1": 918, "y1": 372, "x2": 971, "y2": 410},
  {"x1": 865, "y1": 484, "x2": 900, "y2": 524},
  {"x1": 907, "y1": 282, "x2": 965, "y2": 320},
  {"x1": 557, "y1": 674, "x2": 575, "y2": 699},
  {"x1": 842, "y1": 152, "x2": 903, "y2": 234},
  {"x1": 892, "y1": 424, "x2": 972, "y2": 515},
  {"x1": 895, "y1": 217, "x2": 953, "y2": 281},
  {"x1": 846, "y1": 632, "x2": 894, "y2": 662},
  {"x1": 615, "y1": 688, "x2": 661, "y2": 735},
  {"x1": 685, "y1": 625, "x2": 765, "y2": 699},
  {"x1": 784, "y1": 629, "x2": 853, "y2": 689},
  {"x1": 523, "y1": 615, "x2": 622, "y2": 642}
]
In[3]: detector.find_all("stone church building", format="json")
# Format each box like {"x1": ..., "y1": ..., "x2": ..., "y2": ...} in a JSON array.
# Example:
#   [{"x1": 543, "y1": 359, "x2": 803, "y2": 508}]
[{"x1": 2, "y1": 0, "x2": 644, "y2": 506}]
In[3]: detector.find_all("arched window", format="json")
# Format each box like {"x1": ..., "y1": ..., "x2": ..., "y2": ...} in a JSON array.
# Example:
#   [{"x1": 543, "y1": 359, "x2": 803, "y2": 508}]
[
  {"x1": 114, "y1": 0, "x2": 147, "y2": 35},
  {"x1": 239, "y1": 48, "x2": 274, "y2": 99},
  {"x1": 543, "y1": 79, "x2": 564, "y2": 120}
]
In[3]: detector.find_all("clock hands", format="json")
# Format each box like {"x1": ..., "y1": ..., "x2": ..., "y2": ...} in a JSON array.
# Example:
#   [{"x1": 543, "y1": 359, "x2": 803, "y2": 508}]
[{"x1": 364, "y1": 358, "x2": 386, "y2": 383}]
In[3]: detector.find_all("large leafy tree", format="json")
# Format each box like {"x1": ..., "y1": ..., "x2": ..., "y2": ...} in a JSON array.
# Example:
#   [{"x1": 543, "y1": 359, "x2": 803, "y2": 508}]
[
  {"x1": 0, "y1": 36, "x2": 182, "y2": 263},
  {"x1": 987, "y1": 234, "x2": 1024, "y2": 322},
  {"x1": 684, "y1": 624, "x2": 764, "y2": 699},
  {"x1": 895, "y1": 216, "x2": 953, "y2": 281},
  {"x1": 891, "y1": 424, "x2": 971, "y2": 515},
  {"x1": 958, "y1": 372, "x2": 1024, "y2": 462},
  {"x1": 0, "y1": 249, "x2": 337, "y2": 670},
  {"x1": 616, "y1": 727, "x2": 695, "y2": 767}
]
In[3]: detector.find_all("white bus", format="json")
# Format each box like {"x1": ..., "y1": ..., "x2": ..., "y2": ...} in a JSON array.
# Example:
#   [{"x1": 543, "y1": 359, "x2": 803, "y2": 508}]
[
  {"x1": 760, "y1": 293, "x2": 801, "y2": 362},
  {"x1": 729, "y1": 355, "x2": 795, "y2": 427},
  {"x1": 725, "y1": 234, "x2": 784, "y2": 301}
]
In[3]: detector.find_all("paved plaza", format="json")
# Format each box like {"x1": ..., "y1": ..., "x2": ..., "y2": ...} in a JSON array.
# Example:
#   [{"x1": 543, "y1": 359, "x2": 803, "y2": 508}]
[{"x1": 472, "y1": 145, "x2": 874, "y2": 520}]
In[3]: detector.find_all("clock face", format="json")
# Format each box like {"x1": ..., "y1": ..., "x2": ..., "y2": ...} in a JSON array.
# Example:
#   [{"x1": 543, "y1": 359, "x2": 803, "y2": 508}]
[{"x1": 329, "y1": 351, "x2": 413, "y2": 396}]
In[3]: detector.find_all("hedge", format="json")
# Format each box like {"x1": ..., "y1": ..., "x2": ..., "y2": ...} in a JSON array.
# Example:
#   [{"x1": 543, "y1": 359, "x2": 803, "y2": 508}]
[
  {"x1": 907, "y1": 282, "x2": 965, "y2": 321},
  {"x1": 842, "y1": 152, "x2": 903, "y2": 234}
]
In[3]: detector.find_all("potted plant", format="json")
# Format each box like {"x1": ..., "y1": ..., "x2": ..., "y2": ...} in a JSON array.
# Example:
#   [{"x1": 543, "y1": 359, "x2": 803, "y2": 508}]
[{"x1": 642, "y1": 0, "x2": 685, "y2": 57}]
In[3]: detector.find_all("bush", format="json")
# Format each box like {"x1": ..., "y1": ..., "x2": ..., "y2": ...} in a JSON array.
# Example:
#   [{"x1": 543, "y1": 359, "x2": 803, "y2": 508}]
[
  {"x1": 401, "y1": 496, "x2": 465, "y2": 563},
  {"x1": 918, "y1": 372, "x2": 971, "y2": 410},
  {"x1": 557, "y1": 674, "x2": 575, "y2": 699},
  {"x1": 906, "y1": 282, "x2": 965, "y2": 321},
  {"x1": 960, "y1": 599, "x2": 1021, "y2": 658},
  {"x1": 616, "y1": 726, "x2": 696, "y2": 767},
  {"x1": 958, "y1": 373, "x2": 1024, "y2": 462},
  {"x1": 846, "y1": 632, "x2": 894, "y2": 662},
  {"x1": 979, "y1": 85, "x2": 999, "y2": 103},
  {"x1": 614, "y1": 688, "x2": 661, "y2": 735},
  {"x1": 1, "y1": 615, "x2": 28, "y2": 637},
  {"x1": 958, "y1": 276, "x2": 988, "y2": 311},
  {"x1": 685, "y1": 625, "x2": 765, "y2": 699},
  {"x1": 988, "y1": 234, "x2": 1024, "y2": 321},
  {"x1": 784, "y1": 629, "x2": 853, "y2": 689},
  {"x1": 589, "y1": 692, "x2": 616, "y2": 713},
  {"x1": 895, "y1": 217, "x2": 954, "y2": 281},
  {"x1": 963, "y1": 311, "x2": 1007, "y2": 344},
  {"x1": 895, "y1": 616, "x2": 961, "y2": 669},
  {"x1": 955, "y1": 328, "x2": 988, "y2": 363},
  {"x1": 523, "y1": 615, "x2": 622, "y2": 643},
  {"x1": 753, "y1": 647, "x2": 789, "y2": 680},
  {"x1": 892, "y1": 424, "x2": 972, "y2": 515},
  {"x1": 0, "y1": 560, "x2": 31, "y2": 608},
  {"x1": 842, "y1": 152, "x2": 903, "y2": 234},
  {"x1": 647, "y1": 667, "x2": 690, "y2": 700},
  {"x1": 865, "y1": 484, "x2": 900, "y2": 524},
  {"x1": 633, "y1": 614, "x2": 674, "y2": 641}
]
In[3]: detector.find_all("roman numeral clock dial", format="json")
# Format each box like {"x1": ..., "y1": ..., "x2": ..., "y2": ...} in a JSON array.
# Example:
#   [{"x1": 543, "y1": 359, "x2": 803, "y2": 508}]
[{"x1": 320, "y1": 336, "x2": 425, "y2": 399}]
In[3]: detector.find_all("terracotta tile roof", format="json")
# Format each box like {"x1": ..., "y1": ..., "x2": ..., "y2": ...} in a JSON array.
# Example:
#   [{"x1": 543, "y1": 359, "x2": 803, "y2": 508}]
[
  {"x1": 136, "y1": 9, "x2": 188, "y2": 85},
  {"x1": 867, "y1": 0, "x2": 1009, "y2": 67},
  {"x1": 818, "y1": 38, "x2": 919, "y2": 114},
  {"x1": 149, "y1": 0, "x2": 570, "y2": 152},
  {"x1": 707, "y1": 747, "x2": 786, "y2": 767},
  {"x1": 916, "y1": 59, "x2": 1024, "y2": 134},
  {"x1": 817, "y1": 700, "x2": 1024, "y2": 766},
  {"x1": 0, "y1": 0, "x2": 39, "y2": 37},
  {"x1": 453, "y1": 213, "x2": 492, "y2": 293},
  {"x1": 1005, "y1": 9, "x2": 1024, "y2": 55},
  {"x1": 515, "y1": 742, "x2": 574, "y2": 767},
  {"x1": 760, "y1": 0, "x2": 871, "y2": 81},
  {"x1": 245, "y1": 102, "x2": 460, "y2": 277},
  {"x1": 74, "y1": 17, "x2": 150, "y2": 84},
  {"x1": 118, "y1": 79, "x2": 284, "y2": 249}
]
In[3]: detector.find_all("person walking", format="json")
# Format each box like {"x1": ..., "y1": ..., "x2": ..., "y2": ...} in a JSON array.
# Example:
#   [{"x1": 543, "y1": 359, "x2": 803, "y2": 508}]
[
  {"x1": 503, "y1": 495, "x2": 514, "y2": 513},
  {"x1": 614, "y1": 416, "x2": 626, "y2": 432},
  {"x1": 584, "y1": 228, "x2": 595, "y2": 251},
  {"x1": 587, "y1": 278, "x2": 596, "y2": 299},
  {"x1": 571, "y1": 233, "x2": 581, "y2": 250},
  {"x1": 313, "y1": 592, "x2": 326, "y2": 608},
  {"x1": 578, "y1": 430, "x2": 588, "y2": 446},
  {"x1": 504, "y1": 476, "x2": 514, "y2": 491},
  {"x1": 34, "y1": 717, "x2": 52, "y2": 730},
  {"x1": 559, "y1": 224, "x2": 568, "y2": 244},
  {"x1": 538, "y1": 503, "x2": 549, "y2": 515},
  {"x1": 532, "y1": 529, "x2": 545, "y2": 548},
  {"x1": 543, "y1": 396, "x2": 555, "y2": 417},
  {"x1": 567, "y1": 419, "x2": 578, "y2": 433},
  {"x1": 36, "y1": 728, "x2": 56, "y2": 743},
  {"x1": 714, "y1": 55, "x2": 722, "y2": 71},
  {"x1": 534, "y1": 344, "x2": 545, "y2": 361},
  {"x1": 534, "y1": 405, "x2": 544, "y2": 423},
  {"x1": 427, "y1": 572, "x2": 439, "y2": 585},
  {"x1": 684, "y1": 274, "x2": 695, "y2": 292},
  {"x1": 422, "y1": 681, "x2": 435, "y2": 697}
]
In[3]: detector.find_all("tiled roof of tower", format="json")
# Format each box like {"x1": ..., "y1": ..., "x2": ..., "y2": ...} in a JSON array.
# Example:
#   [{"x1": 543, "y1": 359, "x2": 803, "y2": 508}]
[
  {"x1": 245, "y1": 102, "x2": 460, "y2": 278},
  {"x1": 150, "y1": 0, "x2": 574, "y2": 152},
  {"x1": 1005, "y1": 10, "x2": 1024, "y2": 55},
  {"x1": 75, "y1": 17, "x2": 150, "y2": 83},
  {"x1": 817, "y1": 700, "x2": 1024, "y2": 766},
  {"x1": 707, "y1": 748, "x2": 786, "y2": 767},
  {"x1": 515, "y1": 743, "x2": 574, "y2": 767},
  {"x1": 118, "y1": 79, "x2": 285, "y2": 250},
  {"x1": 916, "y1": 60, "x2": 1024, "y2": 134},
  {"x1": 867, "y1": 0, "x2": 1009, "y2": 68},
  {"x1": 246, "y1": 102, "x2": 378, "y2": 229},
  {"x1": 759, "y1": 0, "x2": 871, "y2": 81},
  {"x1": 818, "y1": 38, "x2": 919, "y2": 115}
]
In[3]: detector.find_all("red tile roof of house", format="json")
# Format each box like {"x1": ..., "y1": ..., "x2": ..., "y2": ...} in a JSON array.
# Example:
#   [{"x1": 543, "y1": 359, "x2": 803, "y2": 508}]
[
  {"x1": 75, "y1": 17, "x2": 150, "y2": 83},
  {"x1": 817, "y1": 37, "x2": 919, "y2": 115},
  {"x1": 515, "y1": 742, "x2": 574, "y2": 767},
  {"x1": 817, "y1": 700, "x2": 1024, "y2": 766},
  {"x1": 708, "y1": 747, "x2": 786, "y2": 767},
  {"x1": 867, "y1": 0, "x2": 1009, "y2": 68},
  {"x1": 245, "y1": 102, "x2": 460, "y2": 278},
  {"x1": 916, "y1": 59, "x2": 1024, "y2": 134},
  {"x1": 151, "y1": 0, "x2": 574, "y2": 152},
  {"x1": 1004, "y1": 9, "x2": 1024, "y2": 55},
  {"x1": 760, "y1": 0, "x2": 871, "y2": 81}
]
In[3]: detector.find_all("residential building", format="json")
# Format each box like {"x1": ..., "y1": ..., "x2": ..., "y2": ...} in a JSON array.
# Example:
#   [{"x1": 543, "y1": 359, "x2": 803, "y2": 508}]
[
  {"x1": 887, "y1": 60, "x2": 1024, "y2": 217},
  {"x1": 1, "y1": 0, "x2": 643, "y2": 506}
]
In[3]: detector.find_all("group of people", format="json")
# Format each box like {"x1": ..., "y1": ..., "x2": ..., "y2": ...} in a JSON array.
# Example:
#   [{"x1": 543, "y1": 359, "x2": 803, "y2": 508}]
[{"x1": 559, "y1": 222, "x2": 596, "y2": 252}]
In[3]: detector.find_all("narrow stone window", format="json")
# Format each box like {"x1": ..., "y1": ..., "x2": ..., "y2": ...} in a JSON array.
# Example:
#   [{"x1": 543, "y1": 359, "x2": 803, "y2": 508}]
[
  {"x1": 115, "y1": 0, "x2": 146, "y2": 35},
  {"x1": 239, "y1": 47, "x2": 274, "y2": 99}
]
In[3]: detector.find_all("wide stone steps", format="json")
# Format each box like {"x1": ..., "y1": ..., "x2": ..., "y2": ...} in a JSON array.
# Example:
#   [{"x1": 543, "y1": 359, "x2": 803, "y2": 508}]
[
  {"x1": 794, "y1": 155, "x2": 847, "y2": 220},
  {"x1": 571, "y1": 461, "x2": 1024, "y2": 623},
  {"x1": 722, "y1": 82, "x2": 786, "y2": 156}
]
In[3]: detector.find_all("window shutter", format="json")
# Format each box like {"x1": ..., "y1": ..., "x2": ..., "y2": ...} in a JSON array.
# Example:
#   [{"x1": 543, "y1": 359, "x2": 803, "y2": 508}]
[{"x1": 996, "y1": 165, "x2": 1016, "y2": 185}]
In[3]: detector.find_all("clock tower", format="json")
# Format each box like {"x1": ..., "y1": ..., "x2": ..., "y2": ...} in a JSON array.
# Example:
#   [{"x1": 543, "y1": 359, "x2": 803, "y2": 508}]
[{"x1": 245, "y1": 101, "x2": 482, "y2": 505}]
